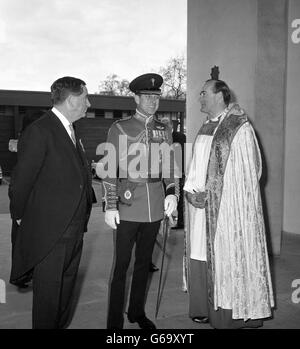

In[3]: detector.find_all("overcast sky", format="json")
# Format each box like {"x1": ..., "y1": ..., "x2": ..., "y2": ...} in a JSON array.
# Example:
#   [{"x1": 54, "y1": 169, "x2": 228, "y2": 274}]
[{"x1": 0, "y1": 0, "x2": 187, "y2": 93}]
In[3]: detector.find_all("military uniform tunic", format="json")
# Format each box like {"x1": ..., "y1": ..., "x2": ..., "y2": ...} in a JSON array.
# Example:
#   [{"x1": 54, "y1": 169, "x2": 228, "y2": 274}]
[{"x1": 102, "y1": 110, "x2": 176, "y2": 222}]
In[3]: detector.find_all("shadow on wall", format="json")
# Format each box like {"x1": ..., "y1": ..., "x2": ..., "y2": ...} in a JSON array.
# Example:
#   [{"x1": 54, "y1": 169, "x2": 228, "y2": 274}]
[
  {"x1": 251, "y1": 129, "x2": 271, "y2": 253},
  {"x1": 230, "y1": 89, "x2": 237, "y2": 104},
  {"x1": 254, "y1": 130, "x2": 277, "y2": 304}
]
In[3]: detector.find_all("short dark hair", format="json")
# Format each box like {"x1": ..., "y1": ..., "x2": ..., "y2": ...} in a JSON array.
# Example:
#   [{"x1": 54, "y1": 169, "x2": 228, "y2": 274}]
[
  {"x1": 206, "y1": 79, "x2": 231, "y2": 106},
  {"x1": 51, "y1": 76, "x2": 86, "y2": 105}
]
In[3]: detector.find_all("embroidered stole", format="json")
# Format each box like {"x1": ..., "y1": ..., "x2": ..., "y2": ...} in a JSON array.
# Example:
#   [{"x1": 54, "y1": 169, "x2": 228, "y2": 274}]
[{"x1": 204, "y1": 113, "x2": 248, "y2": 305}]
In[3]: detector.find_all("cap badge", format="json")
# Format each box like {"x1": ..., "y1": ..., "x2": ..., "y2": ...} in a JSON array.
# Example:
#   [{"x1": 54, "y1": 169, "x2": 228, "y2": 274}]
[{"x1": 151, "y1": 78, "x2": 155, "y2": 86}]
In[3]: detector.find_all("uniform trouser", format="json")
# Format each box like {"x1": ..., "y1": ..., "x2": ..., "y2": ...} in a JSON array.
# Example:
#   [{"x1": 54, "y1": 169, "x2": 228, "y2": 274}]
[
  {"x1": 107, "y1": 220, "x2": 161, "y2": 329},
  {"x1": 32, "y1": 220, "x2": 85, "y2": 329},
  {"x1": 189, "y1": 259, "x2": 263, "y2": 329}
]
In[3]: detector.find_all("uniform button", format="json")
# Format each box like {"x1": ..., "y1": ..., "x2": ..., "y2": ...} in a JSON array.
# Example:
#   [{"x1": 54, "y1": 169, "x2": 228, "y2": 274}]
[{"x1": 80, "y1": 184, "x2": 83, "y2": 190}]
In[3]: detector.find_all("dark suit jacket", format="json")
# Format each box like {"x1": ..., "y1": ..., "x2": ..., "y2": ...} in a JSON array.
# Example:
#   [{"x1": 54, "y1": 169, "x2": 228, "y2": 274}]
[{"x1": 9, "y1": 110, "x2": 94, "y2": 285}]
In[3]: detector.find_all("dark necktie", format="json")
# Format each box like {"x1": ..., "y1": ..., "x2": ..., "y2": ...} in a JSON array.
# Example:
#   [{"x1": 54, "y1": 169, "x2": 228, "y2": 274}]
[{"x1": 69, "y1": 123, "x2": 76, "y2": 146}]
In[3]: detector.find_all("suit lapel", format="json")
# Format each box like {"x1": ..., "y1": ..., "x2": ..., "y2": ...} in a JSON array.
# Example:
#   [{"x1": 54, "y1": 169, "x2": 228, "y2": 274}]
[
  {"x1": 74, "y1": 129, "x2": 93, "y2": 202},
  {"x1": 46, "y1": 111, "x2": 83, "y2": 180},
  {"x1": 75, "y1": 136, "x2": 93, "y2": 186}
]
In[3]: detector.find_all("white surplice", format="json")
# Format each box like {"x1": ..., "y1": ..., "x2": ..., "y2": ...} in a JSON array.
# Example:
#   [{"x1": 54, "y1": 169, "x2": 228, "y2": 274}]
[
  {"x1": 184, "y1": 112, "x2": 225, "y2": 261},
  {"x1": 183, "y1": 134, "x2": 213, "y2": 261}
]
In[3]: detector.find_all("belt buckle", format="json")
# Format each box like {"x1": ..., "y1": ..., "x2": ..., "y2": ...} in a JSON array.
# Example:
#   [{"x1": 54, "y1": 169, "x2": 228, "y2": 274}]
[{"x1": 124, "y1": 189, "x2": 132, "y2": 200}]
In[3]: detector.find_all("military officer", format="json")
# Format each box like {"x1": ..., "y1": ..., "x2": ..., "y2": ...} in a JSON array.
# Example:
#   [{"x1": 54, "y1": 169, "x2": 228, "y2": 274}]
[{"x1": 101, "y1": 73, "x2": 178, "y2": 329}]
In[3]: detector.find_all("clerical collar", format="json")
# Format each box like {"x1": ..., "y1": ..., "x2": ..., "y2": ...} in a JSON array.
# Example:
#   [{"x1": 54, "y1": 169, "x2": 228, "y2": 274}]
[
  {"x1": 135, "y1": 109, "x2": 153, "y2": 122},
  {"x1": 200, "y1": 109, "x2": 228, "y2": 136},
  {"x1": 206, "y1": 108, "x2": 227, "y2": 124}
]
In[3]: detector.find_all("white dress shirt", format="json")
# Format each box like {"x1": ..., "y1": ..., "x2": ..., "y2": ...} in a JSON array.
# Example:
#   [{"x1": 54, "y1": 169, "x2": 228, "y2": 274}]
[{"x1": 51, "y1": 107, "x2": 75, "y2": 144}]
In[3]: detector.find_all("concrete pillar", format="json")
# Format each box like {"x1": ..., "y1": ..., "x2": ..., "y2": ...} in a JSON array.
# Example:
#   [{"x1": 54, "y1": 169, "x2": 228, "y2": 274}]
[
  {"x1": 254, "y1": 0, "x2": 287, "y2": 255},
  {"x1": 187, "y1": 0, "x2": 287, "y2": 255},
  {"x1": 283, "y1": 0, "x2": 300, "y2": 235}
]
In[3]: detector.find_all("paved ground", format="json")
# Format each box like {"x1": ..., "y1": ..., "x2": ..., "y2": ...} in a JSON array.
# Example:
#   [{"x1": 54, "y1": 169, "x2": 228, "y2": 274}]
[
  {"x1": 0, "y1": 178, "x2": 10, "y2": 214},
  {"x1": 1, "y1": 179, "x2": 300, "y2": 330},
  {"x1": 0, "y1": 179, "x2": 196, "y2": 329}
]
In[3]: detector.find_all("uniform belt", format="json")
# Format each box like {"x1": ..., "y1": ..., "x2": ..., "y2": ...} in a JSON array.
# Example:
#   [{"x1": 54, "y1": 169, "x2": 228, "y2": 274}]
[{"x1": 121, "y1": 177, "x2": 162, "y2": 184}]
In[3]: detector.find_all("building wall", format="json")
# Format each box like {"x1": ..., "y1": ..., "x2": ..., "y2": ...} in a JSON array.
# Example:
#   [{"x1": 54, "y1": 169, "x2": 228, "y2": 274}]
[
  {"x1": 187, "y1": 0, "x2": 258, "y2": 149},
  {"x1": 0, "y1": 109, "x2": 16, "y2": 175},
  {"x1": 284, "y1": 0, "x2": 300, "y2": 234},
  {"x1": 187, "y1": 0, "x2": 287, "y2": 254},
  {"x1": 254, "y1": 0, "x2": 287, "y2": 253},
  {"x1": 0, "y1": 91, "x2": 186, "y2": 174}
]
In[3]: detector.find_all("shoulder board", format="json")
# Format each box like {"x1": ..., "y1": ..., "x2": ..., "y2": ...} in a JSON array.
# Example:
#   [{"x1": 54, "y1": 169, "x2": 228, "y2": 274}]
[
  {"x1": 110, "y1": 116, "x2": 132, "y2": 129},
  {"x1": 116, "y1": 116, "x2": 132, "y2": 123}
]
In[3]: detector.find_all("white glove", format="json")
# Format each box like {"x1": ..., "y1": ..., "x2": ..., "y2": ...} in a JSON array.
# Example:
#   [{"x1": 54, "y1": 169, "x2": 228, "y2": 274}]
[
  {"x1": 164, "y1": 194, "x2": 178, "y2": 217},
  {"x1": 105, "y1": 210, "x2": 120, "y2": 229}
]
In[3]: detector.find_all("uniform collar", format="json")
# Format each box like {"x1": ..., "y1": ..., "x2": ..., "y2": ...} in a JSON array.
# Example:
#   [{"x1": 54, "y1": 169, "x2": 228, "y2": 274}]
[{"x1": 134, "y1": 109, "x2": 153, "y2": 123}]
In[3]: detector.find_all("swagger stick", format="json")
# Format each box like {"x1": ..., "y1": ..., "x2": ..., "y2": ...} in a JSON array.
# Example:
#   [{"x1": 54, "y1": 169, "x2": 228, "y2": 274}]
[{"x1": 155, "y1": 215, "x2": 170, "y2": 318}]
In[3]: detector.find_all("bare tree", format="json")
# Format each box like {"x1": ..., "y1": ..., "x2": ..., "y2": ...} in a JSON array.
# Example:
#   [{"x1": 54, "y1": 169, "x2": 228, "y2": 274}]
[
  {"x1": 96, "y1": 55, "x2": 186, "y2": 100},
  {"x1": 96, "y1": 74, "x2": 131, "y2": 96},
  {"x1": 159, "y1": 56, "x2": 186, "y2": 100}
]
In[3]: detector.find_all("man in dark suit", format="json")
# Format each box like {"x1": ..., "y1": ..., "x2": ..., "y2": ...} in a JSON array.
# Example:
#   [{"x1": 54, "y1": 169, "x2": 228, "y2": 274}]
[{"x1": 9, "y1": 76, "x2": 94, "y2": 329}]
